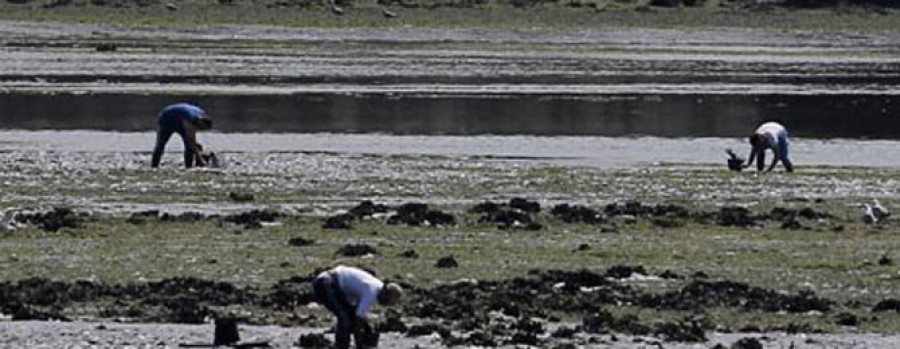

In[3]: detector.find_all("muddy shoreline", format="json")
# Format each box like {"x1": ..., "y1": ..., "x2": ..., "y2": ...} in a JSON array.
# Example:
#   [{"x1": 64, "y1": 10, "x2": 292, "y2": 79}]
[
  {"x1": 5, "y1": 320, "x2": 898, "y2": 348},
  {"x1": 3, "y1": 17, "x2": 900, "y2": 348},
  {"x1": 5, "y1": 130, "x2": 900, "y2": 168},
  {"x1": 5, "y1": 131, "x2": 900, "y2": 216}
]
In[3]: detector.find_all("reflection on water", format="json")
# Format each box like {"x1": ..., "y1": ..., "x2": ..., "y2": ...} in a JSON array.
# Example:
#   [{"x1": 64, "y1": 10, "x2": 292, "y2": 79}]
[{"x1": 0, "y1": 92, "x2": 896, "y2": 138}]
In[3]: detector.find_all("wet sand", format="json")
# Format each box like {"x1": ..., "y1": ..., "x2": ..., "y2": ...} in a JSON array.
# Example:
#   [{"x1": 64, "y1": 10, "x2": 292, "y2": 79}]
[
  {"x1": 2, "y1": 130, "x2": 900, "y2": 219},
  {"x1": 3, "y1": 130, "x2": 900, "y2": 169},
  {"x1": 3, "y1": 19, "x2": 900, "y2": 349},
  {"x1": 2, "y1": 321, "x2": 899, "y2": 348}
]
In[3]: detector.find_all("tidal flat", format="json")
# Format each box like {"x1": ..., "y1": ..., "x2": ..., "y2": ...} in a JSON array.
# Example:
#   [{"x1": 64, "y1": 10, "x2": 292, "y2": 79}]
[{"x1": 1, "y1": 132, "x2": 900, "y2": 347}]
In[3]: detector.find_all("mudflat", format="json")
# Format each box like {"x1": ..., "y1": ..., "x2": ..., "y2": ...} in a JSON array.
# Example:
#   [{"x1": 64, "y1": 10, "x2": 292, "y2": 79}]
[{"x1": 3, "y1": 2, "x2": 900, "y2": 348}]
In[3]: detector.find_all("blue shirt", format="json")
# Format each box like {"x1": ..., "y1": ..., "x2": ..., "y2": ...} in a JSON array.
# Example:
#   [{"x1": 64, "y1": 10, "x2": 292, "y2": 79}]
[{"x1": 159, "y1": 103, "x2": 207, "y2": 126}]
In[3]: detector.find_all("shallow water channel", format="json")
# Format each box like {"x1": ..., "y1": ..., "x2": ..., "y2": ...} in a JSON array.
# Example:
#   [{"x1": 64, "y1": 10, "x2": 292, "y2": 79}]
[{"x1": 2, "y1": 91, "x2": 900, "y2": 138}]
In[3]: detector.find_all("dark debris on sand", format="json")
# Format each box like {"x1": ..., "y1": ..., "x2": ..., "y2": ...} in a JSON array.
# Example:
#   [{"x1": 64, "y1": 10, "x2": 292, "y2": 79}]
[
  {"x1": 0, "y1": 264, "x2": 850, "y2": 343},
  {"x1": 334, "y1": 244, "x2": 379, "y2": 257},
  {"x1": 18, "y1": 207, "x2": 86, "y2": 232},
  {"x1": 479, "y1": 208, "x2": 542, "y2": 230},
  {"x1": 545, "y1": 200, "x2": 839, "y2": 231},
  {"x1": 160, "y1": 211, "x2": 207, "y2": 223},
  {"x1": 645, "y1": 280, "x2": 832, "y2": 313},
  {"x1": 604, "y1": 201, "x2": 691, "y2": 219},
  {"x1": 323, "y1": 201, "x2": 391, "y2": 229},
  {"x1": 348, "y1": 200, "x2": 389, "y2": 219},
  {"x1": 399, "y1": 266, "x2": 838, "y2": 342},
  {"x1": 325, "y1": 201, "x2": 455, "y2": 229},
  {"x1": 223, "y1": 209, "x2": 280, "y2": 229},
  {"x1": 228, "y1": 191, "x2": 255, "y2": 203},
  {"x1": 835, "y1": 312, "x2": 859, "y2": 326},
  {"x1": 472, "y1": 198, "x2": 542, "y2": 229},
  {"x1": 434, "y1": 256, "x2": 459, "y2": 268},
  {"x1": 551, "y1": 204, "x2": 606, "y2": 225},
  {"x1": 126, "y1": 210, "x2": 159, "y2": 224},
  {"x1": 872, "y1": 298, "x2": 900, "y2": 312},
  {"x1": 698, "y1": 206, "x2": 760, "y2": 228},
  {"x1": 129, "y1": 209, "x2": 282, "y2": 229},
  {"x1": 508, "y1": 198, "x2": 540, "y2": 213},
  {"x1": 119, "y1": 200, "x2": 840, "y2": 237},
  {"x1": 322, "y1": 213, "x2": 355, "y2": 230},
  {"x1": 387, "y1": 203, "x2": 456, "y2": 227},
  {"x1": 288, "y1": 236, "x2": 315, "y2": 247}
]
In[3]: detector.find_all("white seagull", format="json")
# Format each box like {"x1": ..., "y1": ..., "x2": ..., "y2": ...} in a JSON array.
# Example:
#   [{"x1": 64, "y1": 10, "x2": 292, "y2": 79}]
[
  {"x1": 0, "y1": 209, "x2": 18, "y2": 233},
  {"x1": 872, "y1": 198, "x2": 890, "y2": 221},
  {"x1": 861, "y1": 204, "x2": 878, "y2": 225}
]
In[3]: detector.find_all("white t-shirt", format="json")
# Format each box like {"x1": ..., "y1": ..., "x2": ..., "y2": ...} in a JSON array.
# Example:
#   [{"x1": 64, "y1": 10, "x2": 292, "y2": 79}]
[
  {"x1": 319, "y1": 266, "x2": 384, "y2": 318},
  {"x1": 754, "y1": 121, "x2": 787, "y2": 149}
]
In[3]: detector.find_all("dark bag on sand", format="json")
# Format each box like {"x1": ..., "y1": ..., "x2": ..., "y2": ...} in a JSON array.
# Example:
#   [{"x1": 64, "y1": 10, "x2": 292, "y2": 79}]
[
  {"x1": 727, "y1": 157, "x2": 743, "y2": 171},
  {"x1": 725, "y1": 149, "x2": 743, "y2": 172}
]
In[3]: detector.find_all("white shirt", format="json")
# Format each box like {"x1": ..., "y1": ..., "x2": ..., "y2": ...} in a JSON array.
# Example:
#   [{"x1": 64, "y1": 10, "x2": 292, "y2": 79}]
[
  {"x1": 754, "y1": 121, "x2": 787, "y2": 149},
  {"x1": 319, "y1": 266, "x2": 384, "y2": 318}
]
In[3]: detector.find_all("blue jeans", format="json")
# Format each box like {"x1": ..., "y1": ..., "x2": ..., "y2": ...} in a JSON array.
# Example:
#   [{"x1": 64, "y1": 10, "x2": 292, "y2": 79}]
[
  {"x1": 313, "y1": 276, "x2": 355, "y2": 349},
  {"x1": 151, "y1": 114, "x2": 195, "y2": 168},
  {"x1": 777, "y1": 132, "x2": 793, "y2": 172}
]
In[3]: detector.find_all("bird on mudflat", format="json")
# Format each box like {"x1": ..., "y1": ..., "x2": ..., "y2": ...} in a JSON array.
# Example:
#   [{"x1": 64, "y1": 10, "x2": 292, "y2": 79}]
[
  {"x1": 861, "y1": 204, "x2": 878, "y2": 225},
  {"x1": 0, "y1": 209, "x2": 18, "y2": 233},
  {"x1": 872, "y1": 198, "x2": 890, "y2": 221}
]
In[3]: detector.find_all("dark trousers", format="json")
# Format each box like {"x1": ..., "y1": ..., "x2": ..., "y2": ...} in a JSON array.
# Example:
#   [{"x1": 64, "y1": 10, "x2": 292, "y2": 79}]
[
  {"x1": 151, "y1": 115, "x2": 194, "y2": 168},
  {"x1": 313, "y1": 276, "x2": 356, "y2": 349}
]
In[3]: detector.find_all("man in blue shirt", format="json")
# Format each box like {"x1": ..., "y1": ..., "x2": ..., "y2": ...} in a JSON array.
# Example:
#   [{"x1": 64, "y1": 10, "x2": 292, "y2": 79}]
[{"x1": 151, "y1": 103, "x2": 213, "y2": 168}]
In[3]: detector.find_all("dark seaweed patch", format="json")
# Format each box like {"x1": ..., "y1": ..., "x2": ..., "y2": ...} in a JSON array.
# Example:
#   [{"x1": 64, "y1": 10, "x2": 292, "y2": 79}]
[
  {"x1": 387, "y1": 203, "x2": 455, "y2": 226},
  {"x1": 18, "y1": 207, "x2": 85, "y2": 232},
  {"x1": 223, "y1": 209, "x2": 280, "y2": 229},
  {"x1": 435, "y1": 256, "x2": 459, "y2": 268},
  {"x1": 334, "y1": 244, "x2": 379, "y2": 257}
]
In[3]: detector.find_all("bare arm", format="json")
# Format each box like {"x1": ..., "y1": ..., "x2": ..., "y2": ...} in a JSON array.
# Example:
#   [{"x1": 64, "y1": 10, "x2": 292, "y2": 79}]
[{"x1": 743, "y1": 148, "x2": 757, "y2": 169}]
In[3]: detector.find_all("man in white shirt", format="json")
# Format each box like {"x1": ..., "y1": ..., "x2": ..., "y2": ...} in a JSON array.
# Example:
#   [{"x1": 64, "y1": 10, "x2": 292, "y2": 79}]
[
  {"x1": 312, "y1": 265, "x2": 403, "y2": 349},
  {"x1": 745, "y1": 121, "x2": 794, "y2": 173}
]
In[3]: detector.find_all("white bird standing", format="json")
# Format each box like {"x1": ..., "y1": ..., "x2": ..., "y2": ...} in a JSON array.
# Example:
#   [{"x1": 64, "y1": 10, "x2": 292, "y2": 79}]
[
  {"x1": 872, "y1": 198, "x2": 890, "y2": 221},
  {"x1": 861, "y1": 204, "x2": 878, "y2": 225},
  {"x1": 0, "y1": 210, "x2": 18, "y2": 232}
]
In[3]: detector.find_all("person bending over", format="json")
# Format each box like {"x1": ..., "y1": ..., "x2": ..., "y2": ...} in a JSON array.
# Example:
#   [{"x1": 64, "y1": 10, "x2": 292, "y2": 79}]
[
  {"x1": 312, "y1": 265, "x2": 403, "y2": 349},
  {"x1": 151, "y1": 103, "x2": 213, "y2": 169},
  {"x1": 745, "y1": 121, "x2": 793, "y2": 173}
]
